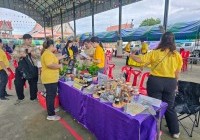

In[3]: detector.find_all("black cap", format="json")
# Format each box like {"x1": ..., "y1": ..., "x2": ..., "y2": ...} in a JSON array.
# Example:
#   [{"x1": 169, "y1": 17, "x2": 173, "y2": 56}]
[
  {"x1": 23, "y1": 34, "x2": 32, "y2": 39},
  {"x1": 0, "y1": 38, "x2": 2, "y2": 43}
]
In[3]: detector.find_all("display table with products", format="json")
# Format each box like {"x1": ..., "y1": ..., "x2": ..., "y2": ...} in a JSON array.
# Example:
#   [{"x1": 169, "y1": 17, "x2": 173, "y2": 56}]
[{"x1": 58, "y1": 80, "x2": 168, "y2": 140}]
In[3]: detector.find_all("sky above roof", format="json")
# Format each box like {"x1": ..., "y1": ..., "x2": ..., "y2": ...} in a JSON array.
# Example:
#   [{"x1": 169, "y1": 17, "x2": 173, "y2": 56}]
[{"x1": 0, "y1": 0, "x2": 200, "y2": 35}]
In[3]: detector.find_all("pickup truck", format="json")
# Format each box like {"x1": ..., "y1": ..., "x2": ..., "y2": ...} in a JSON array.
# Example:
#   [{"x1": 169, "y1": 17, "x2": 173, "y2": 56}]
[{"x1": 176, "y1": 42, "x2": 200, "y2": 58}]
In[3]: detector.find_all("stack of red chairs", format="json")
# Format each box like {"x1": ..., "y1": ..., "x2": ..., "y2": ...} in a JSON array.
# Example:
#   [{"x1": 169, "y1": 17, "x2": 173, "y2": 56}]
[
  {"x1": 138, "y1": 72, "x2": 150, "y2": 96},
  {"x1": 181, "y1": 50, "x2": 190, "y2": 72},
  {"x1": 121, "y1": 66, "x2": 150, "y2": 96},
  {"x1": 107, "y1": 64, "x2": 115, "y2": 79},
  {"x1": 128, "y1": 69, "x2": 142, "y2": 86},
  {"x1": 7, "y1": 68, "x2": 15, "y2": 90},
  {"x1": 121, "y1": 66, "x2": 133, "y2": 82}
]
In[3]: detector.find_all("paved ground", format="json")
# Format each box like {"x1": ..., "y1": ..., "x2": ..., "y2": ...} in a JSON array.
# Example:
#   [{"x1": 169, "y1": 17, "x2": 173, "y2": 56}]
[{"x1": 0, "y1": 57, "x2": 199, "y2": 140}]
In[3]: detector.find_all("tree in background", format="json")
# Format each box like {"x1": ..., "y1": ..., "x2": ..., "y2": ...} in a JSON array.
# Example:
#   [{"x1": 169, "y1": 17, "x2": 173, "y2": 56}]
[{"x1": 139, "y1": 18, "x2": 161, "y2": 27}]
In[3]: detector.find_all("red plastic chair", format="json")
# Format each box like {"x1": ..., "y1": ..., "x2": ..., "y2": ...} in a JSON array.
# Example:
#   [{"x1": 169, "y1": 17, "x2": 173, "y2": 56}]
[
  {"x1": 181, "y1": 51, "x2": 190, "y2": 71},
  {"x1": 13, "y1": 59, "x2": 18, "y2": 68},
  {"x1": 138, "y1": 72, "x2": 150, "y2": 96},
  {"x1": 107, "y1": 64, "x2": 115, "y2": 79},
  {"x1": 129, "y1": 70, "x2": 142, "y2": 86},
  {"x1": 121, "y1": 66, "x2": 133, "y2": 82},
  {"x1": 7, "y1": 68, "x2": 27, "y2": 90},
  {"x1": 7, "y1": 68, "x2": 15, "y2": 90},
  {"x1": 5, "y1": 52, "x2": 11, "y2": 61}
]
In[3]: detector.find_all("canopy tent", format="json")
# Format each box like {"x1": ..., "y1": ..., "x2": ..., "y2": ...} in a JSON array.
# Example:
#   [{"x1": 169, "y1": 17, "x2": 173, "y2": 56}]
[
  {"x1": 75, "y1": 20, "x2": 200, "y2": 42},
  {"x1": 122, "y1": 20, "x2": 200, "y2": 41},
  {"x1": 121, "y1": 26, "x2": 152, "y2": 42},
  {"x1": 95, "y1": 31, "x2": 118, "y2": 42}
]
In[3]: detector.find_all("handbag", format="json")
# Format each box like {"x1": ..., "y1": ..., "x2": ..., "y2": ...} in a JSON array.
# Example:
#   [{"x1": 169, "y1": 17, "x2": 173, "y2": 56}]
[{"x1": 18, "y1": 54, "x2": 38, "y2": 80}]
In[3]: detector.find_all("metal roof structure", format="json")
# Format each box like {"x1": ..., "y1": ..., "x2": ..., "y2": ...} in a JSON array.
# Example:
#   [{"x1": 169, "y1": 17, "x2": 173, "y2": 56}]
[{"x1": 0, "y1": 0, "x2": 141, "y2": 27}]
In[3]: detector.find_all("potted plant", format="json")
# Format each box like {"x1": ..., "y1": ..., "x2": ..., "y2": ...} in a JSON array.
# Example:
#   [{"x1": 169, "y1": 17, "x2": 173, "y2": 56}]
[{"x1": 88, "y1": 65, "x2": 99, "y2": 82}]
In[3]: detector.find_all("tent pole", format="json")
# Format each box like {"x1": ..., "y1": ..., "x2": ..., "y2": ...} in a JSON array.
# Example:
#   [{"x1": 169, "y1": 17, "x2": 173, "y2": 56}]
[
  {"x1": 91, "y1": 0, "x2": 95, "y2": 37},
  {"x1": 60, "y1": 9, "x2": 64, "y2": 41},
  {"x1": 73, "y1": 1, "x2": 76, "y2": 39},
  {"x1": 163, "y1": 0, "x2": 169, "y2": 32},
  {"x1": 50, "y1": 14, "x2": 54, "y2": 39},
  {"x1": 119, "y1": 0, "x2": 122, "y2": 40}
]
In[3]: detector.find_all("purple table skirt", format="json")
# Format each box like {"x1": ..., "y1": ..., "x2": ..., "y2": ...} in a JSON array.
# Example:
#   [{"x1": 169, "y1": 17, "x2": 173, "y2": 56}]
[{"x1": 58, "y1": 81, "x2": 168, "y2": 140}]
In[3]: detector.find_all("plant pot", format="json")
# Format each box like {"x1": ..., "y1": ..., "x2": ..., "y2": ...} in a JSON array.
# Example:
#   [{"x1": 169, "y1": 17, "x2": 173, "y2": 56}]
[{"x1": 92, "y1": 76, "x2": 98, "y2": 83}]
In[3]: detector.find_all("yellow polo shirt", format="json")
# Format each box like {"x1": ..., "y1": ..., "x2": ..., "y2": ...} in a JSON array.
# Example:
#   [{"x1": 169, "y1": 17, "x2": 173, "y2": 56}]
[
  {"x1": 0, "y1": 49, "x2": 9, "y2": 70},
  {"x1": 139, "y1": 49, "x2": 183, "y2": 78},
  {"x1": 41, "y1": 49, "x2": 59, "y2": 84},
  {"x1": 93, "y1": 45, "x2": 105, "y2": 68},
  {"x1": 68, "y1": 48, "x2": 74, "y2": 59},
  {"x1": 141, "y1": 42, "x2": 148, "y2": 54}
]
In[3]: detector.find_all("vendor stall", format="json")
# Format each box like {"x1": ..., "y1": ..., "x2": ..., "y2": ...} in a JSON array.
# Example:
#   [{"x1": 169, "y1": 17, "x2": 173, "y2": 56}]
[{"x1": 58, "y1": 80, "x2": 167, "y2": 140}]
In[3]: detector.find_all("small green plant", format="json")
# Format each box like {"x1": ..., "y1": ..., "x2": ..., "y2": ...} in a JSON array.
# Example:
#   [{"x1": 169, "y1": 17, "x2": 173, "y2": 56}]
[
  {"x1": 59, "y1": 65, "x2": 68, "y2": 76},
  {"x1": 88, "y1": 65, "x2": 99, "y2": 76}
]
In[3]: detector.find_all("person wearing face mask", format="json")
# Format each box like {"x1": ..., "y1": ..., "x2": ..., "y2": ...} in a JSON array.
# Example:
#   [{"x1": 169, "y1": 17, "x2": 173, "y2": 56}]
[
  {"x1": 41, "y1": 39, "x2": 65, "y2": 121},
  {"x1": 90, "y1": 37, "x2": 105, "y2": 73},
  {"x1": 13, "y1": 34, "x2": 41, "y2": 105}
]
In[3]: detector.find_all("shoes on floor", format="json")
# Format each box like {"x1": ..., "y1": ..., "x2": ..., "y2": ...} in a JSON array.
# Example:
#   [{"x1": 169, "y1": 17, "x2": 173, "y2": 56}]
[
  {"x1": 14, "y1": 99, "x2": 24, "y2": 105},
  {"x1": 5, "y1": 94, "x2": 13, "y2": 97},
  {"x1": 47, "y1": 115, "x2": 61, "y2": 121},
  {"x1": 55, "y1": 108, "x2": 60, "y2": 113},
  {"x1": 172, "y1": 132, "x2": 180, "y2": 139},
  {"x1": 0, "y1": 97, "x2": 9, "y2": 100},
  {"x1": 30, "y1": 99, "x2": 38, "y2": 102}
]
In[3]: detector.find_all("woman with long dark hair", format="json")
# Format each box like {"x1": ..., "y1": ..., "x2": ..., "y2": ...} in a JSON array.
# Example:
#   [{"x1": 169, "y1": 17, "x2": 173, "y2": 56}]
[
  {"x1": 41, "y1": 39, "x2": 64, "y2": 121},
  {"x1": 90, "y1": 37, "x2": 105, "y2": 73},
  {"x1": 129, "y1": 32, "x2": 183, "y2": 139},
  {"x1": 62, "y1": 40, "x2": 74, "y2": 60}
]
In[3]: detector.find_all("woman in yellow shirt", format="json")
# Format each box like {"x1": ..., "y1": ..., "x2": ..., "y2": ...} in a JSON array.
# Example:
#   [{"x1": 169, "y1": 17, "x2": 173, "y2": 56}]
[
  {"x1": 90, "y1": 37, "x2": 105, "y2": 73},
  {"x1": 130, "y1": 32, "x2": 183, "y2": 139},
  {"x1": 41, "y1": 39, "x2": 65, "y2": 121}
]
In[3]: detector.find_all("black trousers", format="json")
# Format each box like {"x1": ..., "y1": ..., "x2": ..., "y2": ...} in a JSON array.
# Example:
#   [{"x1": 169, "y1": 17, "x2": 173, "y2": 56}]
[
  {"x1": 0, "y1": 70, "x2": 8, "y2": 98},
  {"x1": 14, "y1": 68, "x2": 38, "y2": 100},
  {"x1": 44, "y1": 83, "x2": 58, "y2": 116},
  {"x1": 147, "y1": 75, "x2": 179, "y2": 134}
]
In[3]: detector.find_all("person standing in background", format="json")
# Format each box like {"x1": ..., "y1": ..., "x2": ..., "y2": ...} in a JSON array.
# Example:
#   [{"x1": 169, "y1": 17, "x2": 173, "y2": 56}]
[
  {"x1": 13, "y1": 34, "x2": 40, "y2": 105},
  {"x1": 129, "y1": 32, "x2": 182, "y2": 139},
  {"x1": 0, "y1": 38, "x2": 11, "y2": 100},
  {"x1": 90, "y1": 37, "x2": 105, "y2": 73},
  {"x1": 82, "y1": 39, "x2": 95, "y2": 66},
  {"x1": 141, "y1": 40, "x2": 149, "y2": 54}
]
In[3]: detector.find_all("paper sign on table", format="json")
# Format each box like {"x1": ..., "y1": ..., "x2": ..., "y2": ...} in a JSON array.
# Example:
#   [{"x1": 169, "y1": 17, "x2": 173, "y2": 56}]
[
  {"x1": 126, "y1": 103, "x2": 146, "y2": 116},
  {"x1": 139, "y1": 95, "x2": 162, "y2": 107},
  {"x1": 73, "y1": 82, "x2": 83, "y2": 90}
]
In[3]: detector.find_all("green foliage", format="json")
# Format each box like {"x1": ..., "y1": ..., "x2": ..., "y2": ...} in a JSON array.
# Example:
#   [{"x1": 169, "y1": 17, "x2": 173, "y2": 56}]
[
  {"x1": 88, "y1": 65, "x2": 99, "y2": 76},
  {"x1": 139, "y1": 18, "x2": 161, "y2": 27},
  {"x1": 59, "y1": 65, "x2": 68, "y2": 76}
]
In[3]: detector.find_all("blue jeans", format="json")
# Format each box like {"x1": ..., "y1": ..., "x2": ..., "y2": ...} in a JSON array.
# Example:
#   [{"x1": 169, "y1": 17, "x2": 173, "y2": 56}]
[{"x1": 0, "y1": 70, "x2": 8, "y2": 98}]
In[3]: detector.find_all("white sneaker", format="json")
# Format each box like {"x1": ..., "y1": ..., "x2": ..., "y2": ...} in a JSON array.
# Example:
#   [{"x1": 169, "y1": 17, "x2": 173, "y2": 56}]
[
  {"x1": 55, "y1": 108, "x2": 60, "y2": 112},
  {"x1": 172, "y1": 132, "x2": 180, "y2": 139},
  {"x1": 14, "y1": 99, "x2": 24, "y2": 105},
  {"x1": 46, "y1": 115, "x2": 61, "y2": 121}
]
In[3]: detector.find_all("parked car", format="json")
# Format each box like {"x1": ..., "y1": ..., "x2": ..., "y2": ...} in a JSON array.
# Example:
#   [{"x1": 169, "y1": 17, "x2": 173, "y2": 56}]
[{"x1": 176, "y1": 42, "x2": 200, "y2": 57}]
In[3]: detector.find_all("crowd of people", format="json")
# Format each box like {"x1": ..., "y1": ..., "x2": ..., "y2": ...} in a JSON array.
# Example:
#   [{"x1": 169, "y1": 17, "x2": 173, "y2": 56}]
[
  {"x1": 0, "y1": 34, "x2": 105, "y2": 121},
  {"x1": 0, "y1": 32, "x2": 183, "y2": 138}
]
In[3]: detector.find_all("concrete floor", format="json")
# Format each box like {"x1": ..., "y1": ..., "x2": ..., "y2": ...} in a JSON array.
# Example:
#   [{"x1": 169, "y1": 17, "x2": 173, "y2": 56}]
[{"x1": 0, "y1": 57, "x2": 200, "y2": 140}]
